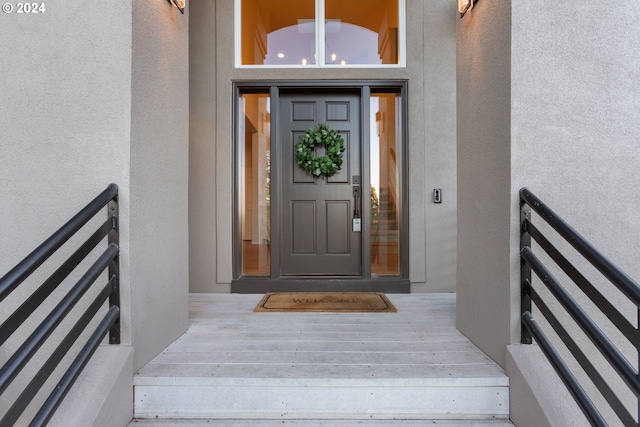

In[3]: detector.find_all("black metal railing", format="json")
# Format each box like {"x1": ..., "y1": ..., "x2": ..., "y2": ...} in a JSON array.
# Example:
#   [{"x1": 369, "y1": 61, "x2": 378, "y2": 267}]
[
  {"x1": 520, "y1": 187, "x2": 640, "y2": 427},
  {"x1": 0, "y1": 184, "x2": 120, "y2": 427}
]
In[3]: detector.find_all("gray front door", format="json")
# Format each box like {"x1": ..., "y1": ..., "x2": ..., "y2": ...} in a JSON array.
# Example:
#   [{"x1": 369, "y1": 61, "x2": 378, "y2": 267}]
[{"x1": 279, "y1": 91, "x2": 361, "y2": 276}]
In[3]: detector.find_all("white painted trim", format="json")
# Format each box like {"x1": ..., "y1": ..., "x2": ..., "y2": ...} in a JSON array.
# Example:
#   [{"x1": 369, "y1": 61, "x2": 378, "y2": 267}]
[
  {"x1": 236, "y1": 64, "x2": 405, "y2": 69},
  {"x1": 316, "y1": 0, "x2": 324, "y2": 66},
  {"x1": 234, "y1": 0, "x2": 241, "y2": 68},
  {"x1": 398, "y1": 0, "x2": 407, "y2": 67}
]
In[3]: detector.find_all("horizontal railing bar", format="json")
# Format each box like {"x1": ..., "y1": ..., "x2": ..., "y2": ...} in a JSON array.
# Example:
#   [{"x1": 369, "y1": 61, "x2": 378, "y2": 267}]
[
  {"x1": 523, "y1": 246, "x2": 640, "y2": 397},
  {"x1": 0, "y1": 244, "x2": 118, "y2": 395},
  {"x1": 0, "y1": 278, "x2": 115, "y2": 426},
  {"x1": 526, "y1": 219, "x2": 640, "y2": 350},
  {"x1": 520, "y1": 187, "x2": 640, "y2": 308},
  {"x1": 528, "y1": 285, "x2": 636, "y2": 426},
  {"x1": 30, "y1": 305, "x2": 120, "y2": 427},
  {"x1": 0, "y1": 184, "x2": 118, "y2": 303},
  {"x1": 0, "y1": 218, "x2": 113, "y2": 347},
  {"x1": 522, "y1": 311, "x2": 608, "y2": 427}
]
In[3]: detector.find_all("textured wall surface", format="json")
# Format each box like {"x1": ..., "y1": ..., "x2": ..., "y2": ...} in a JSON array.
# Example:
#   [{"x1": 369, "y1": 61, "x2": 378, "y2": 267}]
[
  {"x1": 189, "y1": 0, "x2": 458, "y2": 293},
  {"x1": 0, "y1": 2, "x2": 133, "y2": 423},
  {"x1": 510, "y1": 1, "x2": 640, "y2": 422},
  {"x1": 458, "y1": 1, "x2": 640, "y2": 423},
  {"x1": 0, "y1": 0, "x2": 191, "y2": 420},
  {"x1": 456, "y1": 0, "x2": 513, "y2": 366},
  {"x1": 511, "y1": 2, "x2": 640, "y2": 279},
  {"x1": 131, "y1": 0, "x2": 190, "y2": 370},
  {"x1": 0, "y1": 5, "x2": 132, "y2": 276},
  {"x1": 506, "y1": 344, "x2": 585, "y2": 427},
  {"x1": 189, "y1": 1, "x2": 218, "y2": 293},
  {"x1": 421, "y1": 1, "x2": 458, "y2": 292}
]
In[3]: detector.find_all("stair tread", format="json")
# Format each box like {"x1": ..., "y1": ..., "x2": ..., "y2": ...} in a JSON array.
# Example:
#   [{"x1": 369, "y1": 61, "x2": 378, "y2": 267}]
[
  {"x1": 138, "y1": 350, "x2": 497, "y2": 366},
  {"x1": 135, "y1": 368, "x2": 507, "y2": 386}
]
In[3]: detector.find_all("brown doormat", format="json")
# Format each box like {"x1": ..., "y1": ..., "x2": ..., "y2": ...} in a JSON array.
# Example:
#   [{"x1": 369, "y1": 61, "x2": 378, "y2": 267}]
[{"x1": 254, "y1": 292, "x2": 397, "y2": 312}]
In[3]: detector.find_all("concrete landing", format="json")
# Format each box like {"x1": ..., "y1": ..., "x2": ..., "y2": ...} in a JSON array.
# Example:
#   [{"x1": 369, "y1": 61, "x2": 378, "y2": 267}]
[{"x1": 132, "y1": 294, "x2": 510, "y2": 423}]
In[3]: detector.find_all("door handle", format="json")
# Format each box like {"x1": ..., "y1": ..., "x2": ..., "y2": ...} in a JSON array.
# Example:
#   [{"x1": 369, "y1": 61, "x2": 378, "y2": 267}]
[
  {"x1": 352, "y1": 186, "x2": 361, "y2": 218},
  {"x1": 352, "y1": 185, "x2": 361, "y2": 232}
]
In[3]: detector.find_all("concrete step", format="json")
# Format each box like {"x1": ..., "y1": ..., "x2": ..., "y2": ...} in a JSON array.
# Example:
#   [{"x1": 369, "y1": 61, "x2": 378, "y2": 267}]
[
  {"x1": 132, "y1": 294, "x2": 510, "y2": 423},
  {"x1": 134, "y1": 375, "x2": 508, "y2": 420},
  {"x1": 130, "y1": 419, "x2": 515, "y2": 426}
]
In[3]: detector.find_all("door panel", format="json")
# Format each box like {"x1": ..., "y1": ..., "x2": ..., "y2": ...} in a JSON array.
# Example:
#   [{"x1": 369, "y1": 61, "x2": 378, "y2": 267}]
[
  {"x1": 291, "y1": 201, "x2": 316, "y2": 253},
  {"x1": 280, "y1": 92, "x2": 361, "y2": 276},
  {"x1": 326, "y1": 201, "x2": 350, "y2": 254},
  {"x1": 326, "y1": 131, "x2": 350, "y2": 184}
]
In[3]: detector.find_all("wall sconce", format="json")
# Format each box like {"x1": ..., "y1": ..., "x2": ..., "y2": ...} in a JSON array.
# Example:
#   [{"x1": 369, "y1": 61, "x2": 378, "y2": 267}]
[
  {"x1": 458, "y1": 0, "x2": 475, "y2": 16},
  {"x1": 167, "y1": 0, "x2": 185, "y2": 14}
]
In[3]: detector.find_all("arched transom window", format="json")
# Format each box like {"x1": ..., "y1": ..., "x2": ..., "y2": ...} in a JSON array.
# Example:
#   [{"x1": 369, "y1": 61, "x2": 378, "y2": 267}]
[{"x1": 236, "y1": 0, "x2": 405, "y2": 67}]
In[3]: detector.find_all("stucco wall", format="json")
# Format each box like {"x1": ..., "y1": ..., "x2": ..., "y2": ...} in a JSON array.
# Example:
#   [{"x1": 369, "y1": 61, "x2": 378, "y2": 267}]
[
  {"x1": 456, "y1": 0, "x2": 513, "y2": 366},
  {"x1": 506, "y1": 344, "x2": 587, "y2": 427},
  {"x1": 511, "y1": 2, "x2": 640, "y2": 282},
  {"x1": 0, "y1": 2, "x2": 134, "y2": 422},
  {"x1": 0, "y1": 3, "x2": 190, "y2": 421},
  {"x1": 189, "y1": 0, "x2": 458, "y2": 293},
  {"x1": 131, "y1": 0, "x2": 190, "y2": 370},
  {"x1": 421, "y1": 1, "x2": 458, "y2": 292},
  {"x1": 189, "y1": 0, "x2": 218, "y2": 293},
  {"x1": 510, "y1": 1, "x2": 640, "y2": 422},
  {"x1": 0, "y1": 4, "x2": 132, "y2": 286},
  {"x1": 458, "y1": 0, "x2": 640, "y2": 422}
]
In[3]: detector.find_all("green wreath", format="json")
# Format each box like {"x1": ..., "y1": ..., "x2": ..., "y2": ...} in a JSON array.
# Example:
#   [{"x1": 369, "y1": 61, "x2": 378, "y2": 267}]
[{"x1": 295, "y1": 123, "x2": 346, "y2": 177}]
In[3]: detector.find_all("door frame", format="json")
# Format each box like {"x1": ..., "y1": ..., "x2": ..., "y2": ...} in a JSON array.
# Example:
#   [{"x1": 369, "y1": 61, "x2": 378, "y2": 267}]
[{"x1": 231, "y1": 81, "x2": 410, "y2": 293}]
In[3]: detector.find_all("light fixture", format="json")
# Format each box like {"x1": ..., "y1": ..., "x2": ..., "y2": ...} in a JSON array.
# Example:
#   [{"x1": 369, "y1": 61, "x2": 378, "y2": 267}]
[
  {"x1": 325, "y1": 41, "x2": 337, "y2": 63},
  {"x1": 458, "y1": 0, "x2": 474, "y2": 15},
  {"x1": 277, "y1": 53, "x2": 285, "y2": 59},
  {"x1": 167, "y1": 0, "x2": 185, "y2": 14}
]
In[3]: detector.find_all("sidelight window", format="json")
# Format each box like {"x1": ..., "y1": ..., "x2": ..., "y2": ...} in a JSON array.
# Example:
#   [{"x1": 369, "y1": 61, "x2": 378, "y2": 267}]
[
  {"x1": 370, "y1": 91, "x2": 401, "y2": 276},
  {"x1": 237, "y1": 0, "x2": 405, "y2": 67},
  {"x1": 238, "y1": 92, "x2": 271, "y2": 276}
]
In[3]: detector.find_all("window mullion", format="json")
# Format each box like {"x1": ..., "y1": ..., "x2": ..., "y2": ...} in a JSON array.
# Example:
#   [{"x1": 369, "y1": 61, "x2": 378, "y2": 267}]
[{"x1": 316, "y1": 0, "x2": 325, "y2": 66}]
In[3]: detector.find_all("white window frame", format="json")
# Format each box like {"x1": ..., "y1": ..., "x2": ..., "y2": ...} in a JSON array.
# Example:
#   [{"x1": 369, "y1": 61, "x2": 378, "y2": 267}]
[{"x1": 234, "y1": 0, "x2": 406, "y2": 68}]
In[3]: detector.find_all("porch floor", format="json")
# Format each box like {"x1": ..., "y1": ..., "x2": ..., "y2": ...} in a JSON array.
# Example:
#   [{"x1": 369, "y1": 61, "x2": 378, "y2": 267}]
[{"x1": 132, "y1": 293, "x2": 512, "y2": 425}]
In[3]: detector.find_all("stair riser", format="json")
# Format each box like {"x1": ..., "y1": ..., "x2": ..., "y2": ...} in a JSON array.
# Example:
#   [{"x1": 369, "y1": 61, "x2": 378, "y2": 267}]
[{"x1": 134, "y1": 384, "x2": 509, "y2": 420}]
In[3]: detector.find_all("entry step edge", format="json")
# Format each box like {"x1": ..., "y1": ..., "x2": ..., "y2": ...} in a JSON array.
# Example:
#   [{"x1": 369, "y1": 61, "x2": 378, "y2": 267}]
[
  {"x1": 129, "y1": 419, "x2": 515, "y2": 426},
  {"x1": 133, "y1": 376, "x2": 509, "y2": 387}
]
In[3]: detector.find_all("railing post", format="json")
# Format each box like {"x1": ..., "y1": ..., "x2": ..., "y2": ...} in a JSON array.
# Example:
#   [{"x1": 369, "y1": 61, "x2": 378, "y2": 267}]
[
  {"x1": 108, "y1": 191, "x2": 120, "y2": 345},
  {"x1": 521, "y1": 199, "x2": 533, "y2": 344}
]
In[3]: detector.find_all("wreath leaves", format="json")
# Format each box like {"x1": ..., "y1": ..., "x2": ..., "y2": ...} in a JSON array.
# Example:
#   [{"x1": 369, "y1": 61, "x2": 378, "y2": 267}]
[{"x1": 295, "y1": 124, "x2": 346, "y2": 177}]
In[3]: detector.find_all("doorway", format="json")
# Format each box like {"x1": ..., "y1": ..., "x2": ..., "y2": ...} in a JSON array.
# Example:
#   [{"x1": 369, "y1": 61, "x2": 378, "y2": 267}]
[{"x1": 233, "y1": 83, "x2": 408, "y2": 292}]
